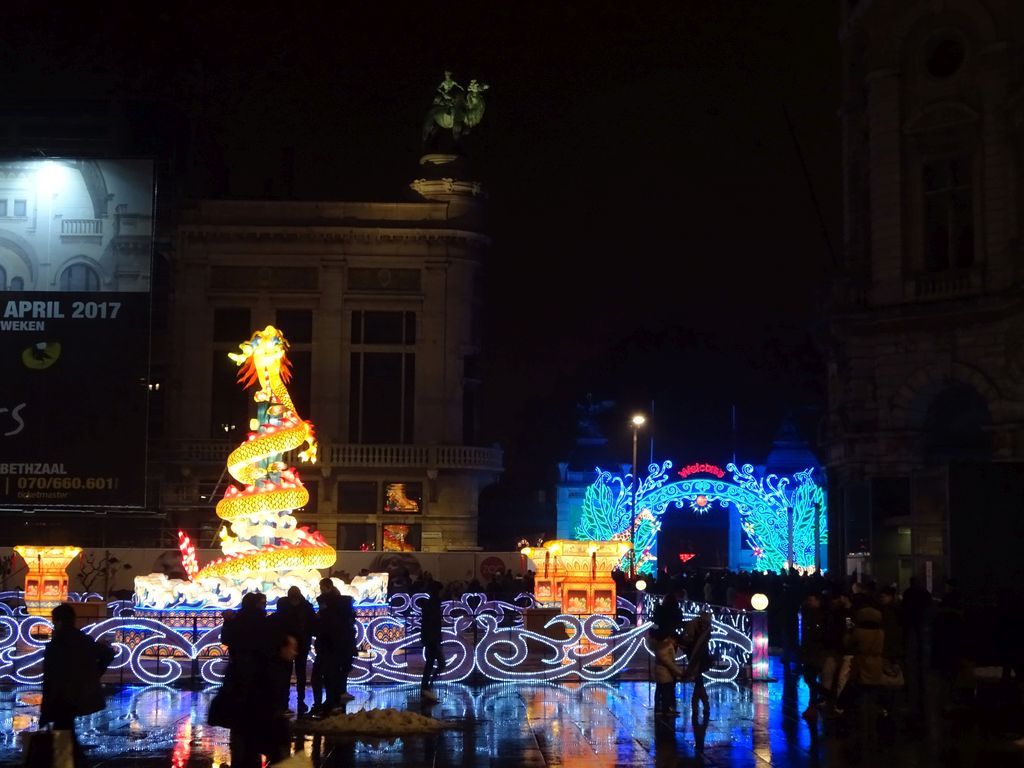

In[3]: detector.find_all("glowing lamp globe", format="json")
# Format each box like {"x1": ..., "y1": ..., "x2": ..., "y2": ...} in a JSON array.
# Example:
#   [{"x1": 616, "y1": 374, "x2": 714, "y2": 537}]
[
  {"x1": 635, "y1": 579, "x2": 647, "y2": 592},
  {"x1": 751, "y1": 592, "x2": 769, "y2": 611}
]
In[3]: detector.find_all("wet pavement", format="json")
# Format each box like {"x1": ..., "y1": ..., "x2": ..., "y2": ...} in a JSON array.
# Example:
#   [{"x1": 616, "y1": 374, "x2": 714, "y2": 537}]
[{"x1": 2, "y1": 662, "x2": 1023, "y2": 766}]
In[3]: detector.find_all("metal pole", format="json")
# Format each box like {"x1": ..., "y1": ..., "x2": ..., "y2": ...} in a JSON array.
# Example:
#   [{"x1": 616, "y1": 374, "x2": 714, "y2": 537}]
[
  {"x1": 787, "y1": 506, "x2": 794, "y2": 569},
  {"x1": 631, "y1": 427, "x2": 638, "y2": 579},
  {"x1": 191, "y1": 613, "x2": 199, "y2": 688},
  {"x1": 648, "y1": 399, "x2": 655, "y2": 466},
  {"x1": 814, "y1": 496, "x2": 821, "y2": 573}
]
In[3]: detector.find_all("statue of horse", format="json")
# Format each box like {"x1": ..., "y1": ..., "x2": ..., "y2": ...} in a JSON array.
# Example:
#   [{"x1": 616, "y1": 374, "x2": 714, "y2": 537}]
[{"x1": 422, "y1": 79, "x2": 489, "y2": 150}]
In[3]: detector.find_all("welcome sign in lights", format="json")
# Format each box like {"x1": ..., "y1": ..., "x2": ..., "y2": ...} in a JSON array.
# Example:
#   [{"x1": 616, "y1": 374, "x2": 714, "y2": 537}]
[{"x1": 0, "y1": 592, "x2": 757, "y2": 687}]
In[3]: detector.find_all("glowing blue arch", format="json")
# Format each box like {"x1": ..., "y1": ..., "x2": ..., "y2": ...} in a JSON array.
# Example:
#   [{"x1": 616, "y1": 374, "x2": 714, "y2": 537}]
[{"x1": 574, "y1": 461, "x2": 827, "y2": 575}]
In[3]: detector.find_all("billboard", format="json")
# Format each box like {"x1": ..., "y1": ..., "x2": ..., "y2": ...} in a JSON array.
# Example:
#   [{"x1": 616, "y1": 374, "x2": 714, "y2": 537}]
[{"x1": 0, "y1": 158, "x2": 154, "y2": 508}]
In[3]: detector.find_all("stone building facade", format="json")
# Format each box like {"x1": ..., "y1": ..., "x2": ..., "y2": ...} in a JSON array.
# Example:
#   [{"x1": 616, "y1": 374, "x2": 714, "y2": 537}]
[
  {"x1": 156, "y1": 159, "x2": 503, "y2": 552},
  {"x1": 829, "y1": 0, "x2": 1024, "y2": 589}
]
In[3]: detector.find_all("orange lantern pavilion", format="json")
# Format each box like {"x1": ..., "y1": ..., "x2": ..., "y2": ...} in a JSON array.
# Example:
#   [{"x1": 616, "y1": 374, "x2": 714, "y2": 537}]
[
  {"x1": 528, "y1": 539, "x2": 632, "y2": 615},
  {"x1": 526, "y1": 539, "x2": 632, "y2": 668},
  {"x1": 14, "y1": 546, "x2": 82, "y2": 617}
]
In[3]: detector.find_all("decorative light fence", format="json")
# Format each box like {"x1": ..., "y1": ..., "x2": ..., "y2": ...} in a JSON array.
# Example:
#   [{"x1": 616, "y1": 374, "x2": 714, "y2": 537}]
[{"x1": 0, "y1": 591, "x2": 757, "y2": 687}]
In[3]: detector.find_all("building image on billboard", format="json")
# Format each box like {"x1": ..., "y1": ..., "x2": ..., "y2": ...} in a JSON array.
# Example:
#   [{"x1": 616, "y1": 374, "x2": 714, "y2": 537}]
[{"x1": 0, "y1": 158, "x2": 154, "y2": 509}]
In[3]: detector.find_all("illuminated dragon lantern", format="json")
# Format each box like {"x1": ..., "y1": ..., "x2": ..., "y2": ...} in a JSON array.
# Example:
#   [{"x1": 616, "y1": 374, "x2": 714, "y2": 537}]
[
  {"x1": 135, "y1": 326, "x2": 347, "y2": 609},
  {"x1": 192, "y1": 323, "x2": 331, "y2": 577},
  {"x1": 199, "y1": 325, "x2": 335, "y2": 581}
]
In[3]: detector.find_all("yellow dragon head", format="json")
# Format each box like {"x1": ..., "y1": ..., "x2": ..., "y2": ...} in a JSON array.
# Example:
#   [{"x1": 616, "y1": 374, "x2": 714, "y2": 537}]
[
  {"x1": 229, "y1": 325, "x2": 292, "y2": 398},
  {"x1": 228, "y1": 326, "x2": 317, "y2": 463}
]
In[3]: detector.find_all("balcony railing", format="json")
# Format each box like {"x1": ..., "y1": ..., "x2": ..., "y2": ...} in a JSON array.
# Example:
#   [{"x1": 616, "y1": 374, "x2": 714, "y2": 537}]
[
  {"x1": 907, "y1": 268, "x2": 982, "y2": 301},
  {"x1": 158, "y1": 440, "x2": 504, "y2": 472},
  {"x1": 61, "y1": 218, "x2": 103, "y2": 236}
]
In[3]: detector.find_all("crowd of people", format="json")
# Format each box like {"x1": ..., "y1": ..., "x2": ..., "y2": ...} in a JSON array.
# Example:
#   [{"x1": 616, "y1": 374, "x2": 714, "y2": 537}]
[
  {"x1": 646, "y1": 566, "x2": 1024, "y2": 758},
  {"x1": 36, "y1": 563, "x2": 1024, "y2": 765},
  {"x1": 207, "y1": 578, "x2": 360, "y2": 766},
  {"x1": 210, "y1": 576, "x2": 448, "y2": 767}
]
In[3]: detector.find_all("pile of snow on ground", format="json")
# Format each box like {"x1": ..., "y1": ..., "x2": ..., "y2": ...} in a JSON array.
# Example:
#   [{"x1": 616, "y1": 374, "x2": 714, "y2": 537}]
[{"x1": 296, "y1": 708, "x2": 451, "y2": 736}]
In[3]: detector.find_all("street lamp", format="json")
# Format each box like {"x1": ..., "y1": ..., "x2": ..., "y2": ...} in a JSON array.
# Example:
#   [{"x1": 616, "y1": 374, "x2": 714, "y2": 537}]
[{"x1": 629, "y1": 413, "x2": 646, "y2": 579}]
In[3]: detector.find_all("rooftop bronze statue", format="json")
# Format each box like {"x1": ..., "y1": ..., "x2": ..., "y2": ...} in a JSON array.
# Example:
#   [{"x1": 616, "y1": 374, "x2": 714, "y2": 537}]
[{"x1": 422, "y1": 71, "x2": 489, "y2": 151}]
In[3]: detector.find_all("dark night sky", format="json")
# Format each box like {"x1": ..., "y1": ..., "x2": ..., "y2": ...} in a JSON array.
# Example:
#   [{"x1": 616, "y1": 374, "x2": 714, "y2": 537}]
[{"x1": 6, "y1": 2, "x2": 842, "y2": 525}]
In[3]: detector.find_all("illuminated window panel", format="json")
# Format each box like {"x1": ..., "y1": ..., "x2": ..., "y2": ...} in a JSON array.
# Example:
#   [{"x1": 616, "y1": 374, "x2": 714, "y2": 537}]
[{"x1": 384, "y1": 482, "x2": 422, "y2": 513}]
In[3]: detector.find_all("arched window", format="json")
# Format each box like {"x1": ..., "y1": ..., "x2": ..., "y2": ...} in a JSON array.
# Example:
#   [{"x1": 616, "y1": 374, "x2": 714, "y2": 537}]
[
  {"x1": 59, "y1": 263, "x2": 100, "y2": 292},
  {"x1": 0, "y1": 265, "x2": 6, "y2": 290},
  {"x1": 923, "y1": 155, "x2": 974, "y2": 271},
  {"x1": 10, "y1": 276, "x2": 23, "y2": 291}
]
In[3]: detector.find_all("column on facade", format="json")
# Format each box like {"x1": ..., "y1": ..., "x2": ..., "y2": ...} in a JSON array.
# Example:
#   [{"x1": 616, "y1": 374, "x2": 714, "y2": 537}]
[{"x1": 866, "y1": 68, "x2": 903, "y2": 304}]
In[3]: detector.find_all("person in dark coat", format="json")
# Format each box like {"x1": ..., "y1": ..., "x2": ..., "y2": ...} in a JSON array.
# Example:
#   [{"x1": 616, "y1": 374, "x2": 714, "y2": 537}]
[
  {"x1": 902, "y1": 576, "x2": 931, "y2": 713},
  {"x1": 651, "y1": 590, "x2": 684, "y2": 640},
  {"x1": 821, "y1": 593, "x2": 852, "y2": 714},
  {"x1": 847, "y1": 605, "x2": 885, "y2": 757},
  {"x1": 419, "y1": 580, "x2": 446, "y2": 703},
  {"x1": 40, "y1": 602, "x2": 115, "y2": 760},
  {"x1": 219, "y1": 592, "x2": 276, "y2": 768},
  {"x1": 273, "y1": 586, "x2": 316, "y2": 714},
  {"x1": 683, "y1": 612, "x2": 713, "y2": 720},
  {"x1": 311, "y1": 578, "x2": 346, "y2": 717},
  {"x1": 799, "y1": 592, "x2": 828, "y2": 723},
  {"x1": 221, "y1": 592, "x2": 273, "y2": 680},
  {"x1": 335, "y1": 594, "x2": 358, "y2": 702}
]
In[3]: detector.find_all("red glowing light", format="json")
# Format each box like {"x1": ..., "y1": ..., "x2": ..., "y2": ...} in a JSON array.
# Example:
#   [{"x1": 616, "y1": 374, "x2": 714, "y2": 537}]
[
  {"x1": 677, "y1": 553, "x2": 696, "y2": 563},
  {"x1": 177, "y1": 531, "x2": 200, "y2": 580}
]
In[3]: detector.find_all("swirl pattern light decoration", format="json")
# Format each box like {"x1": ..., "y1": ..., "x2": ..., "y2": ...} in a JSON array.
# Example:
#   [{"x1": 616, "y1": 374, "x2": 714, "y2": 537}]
[
  {"x1": 0, "y1": 592, "x2": 754, "y2": 686},
  {"x1": 575, "y1": 460, "x2": 827, "y2": 573},
  {"x1": 134, "y1": 326, "x2": 336, "y2": 609}
]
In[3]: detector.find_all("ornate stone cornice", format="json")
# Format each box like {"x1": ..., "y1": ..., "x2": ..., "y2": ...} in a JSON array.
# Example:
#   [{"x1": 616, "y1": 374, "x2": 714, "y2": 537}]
[
  {"x1": 903, "y1": 101, "x2": 980, "y2": 135},
  {"x1": 179, "y1": 225, "x2": 490, "y2": 248}
]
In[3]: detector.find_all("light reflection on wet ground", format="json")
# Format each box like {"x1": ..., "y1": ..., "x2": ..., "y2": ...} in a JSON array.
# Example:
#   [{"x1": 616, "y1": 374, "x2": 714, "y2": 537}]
[{"x1": 3, "y1": 665, "x2": 1023, "y2": 766}]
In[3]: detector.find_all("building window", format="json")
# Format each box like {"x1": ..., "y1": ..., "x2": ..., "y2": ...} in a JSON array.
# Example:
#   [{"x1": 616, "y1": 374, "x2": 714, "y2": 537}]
[
  {"x1": 351, "y1": 310, "x2": 416, "y2": 345},
  {"x1": 58, "y1": 263, "x2": 100, "y2": 291},
  {"x1": 925, "y1": 36, "x2": 966, "y2": 79},
  {"x1": 288, "y1": 350, "x2": 312, "y2": 421},
  {"x1": 275, "y1": 308, "x2": 313, "y2": 343},
  {"x1": 349, "y1": 353, "x2": 415, "y2": 443},
  {"x1": 210, "y1": 308, "x2": 253, "y2": 437},
  {"x1": 923, "y1": 155, "x2": 973, "y2": 272},
  {"x1": 0, "y1": 200, "x2": 7, "y2": 217},
  {"x1": 463, "y1": 385, "x2": 478, "y2": 445},
  {"x1": 10, "y1": 276, "x2": 23, "y2": 290},
  {"x1": 384, "y1": 482, "x2": 422, "y2": 513},
  {"x1": 272, "y1": 308, "x2": 313, "y2": 417},
  {"x1": 872, "y1": 477, "x2": 911, "y2": 519},
  {"x1": 349, "y1": 310, "x2": 416, "y2": 444},
  {"x1": 13, "y1": 199, "x2": 27, "y2": 217},
  {"x1": 210, "y1": 350, "x2": 248, "y2": 437},
  {"x1": 338, "y1": 523, "x2": 377, "y2": 551},
  {"x1": 338, "y1": 481, "x2": 378, "y2": 514}
]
